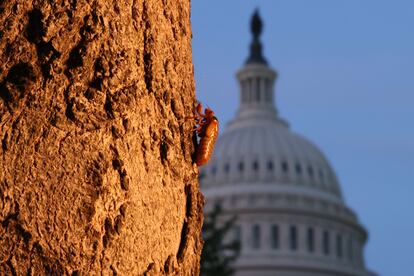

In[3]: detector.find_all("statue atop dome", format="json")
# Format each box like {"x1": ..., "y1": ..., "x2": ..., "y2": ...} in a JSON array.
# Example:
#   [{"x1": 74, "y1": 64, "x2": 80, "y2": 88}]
[
  {"x1": 251, "y1": 9, "x2": 263, "y2": 39},
  {"x1": 246, "y1": 9, "x2": 267, "y2": 65}
]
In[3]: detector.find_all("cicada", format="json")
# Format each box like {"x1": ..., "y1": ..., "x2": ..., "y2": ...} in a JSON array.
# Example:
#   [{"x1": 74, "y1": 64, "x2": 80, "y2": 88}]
[{"x1": 194, "y1": 102, "x2": 219, "y2": 166}]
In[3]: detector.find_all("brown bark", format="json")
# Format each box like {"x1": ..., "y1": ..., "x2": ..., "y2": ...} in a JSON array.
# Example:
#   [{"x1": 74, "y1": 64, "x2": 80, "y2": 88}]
[{"x1": 0, "y1": 0, "x2": 203, "y2": 274}]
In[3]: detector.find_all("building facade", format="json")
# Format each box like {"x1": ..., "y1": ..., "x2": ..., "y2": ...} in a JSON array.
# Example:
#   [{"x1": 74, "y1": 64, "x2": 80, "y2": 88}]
[{"x1": 200, "y1": 11, "x2": 375, "y2": 276}]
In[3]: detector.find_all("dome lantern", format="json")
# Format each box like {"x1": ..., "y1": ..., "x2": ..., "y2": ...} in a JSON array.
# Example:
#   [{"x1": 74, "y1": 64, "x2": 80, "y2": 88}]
[{"x1": 236, "y1": 10, "x2": 281, "y2": 123}]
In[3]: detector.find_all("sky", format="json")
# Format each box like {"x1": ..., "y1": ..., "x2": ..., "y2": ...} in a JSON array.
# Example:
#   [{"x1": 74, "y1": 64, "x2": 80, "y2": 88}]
[{"x1": 191, "y1": 1, "x2": 414, "y2": 276}]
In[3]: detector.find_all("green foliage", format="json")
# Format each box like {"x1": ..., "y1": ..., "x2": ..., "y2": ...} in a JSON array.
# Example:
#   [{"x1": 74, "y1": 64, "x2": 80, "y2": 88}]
[{"x1": 200, "y1": 204, "x2": 240, "y2": 276}]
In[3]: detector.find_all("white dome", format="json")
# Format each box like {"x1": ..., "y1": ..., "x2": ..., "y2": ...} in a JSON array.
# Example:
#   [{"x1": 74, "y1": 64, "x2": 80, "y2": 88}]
[{"x1": 202, "y1": 115, "x2": 342, "y2": 200}]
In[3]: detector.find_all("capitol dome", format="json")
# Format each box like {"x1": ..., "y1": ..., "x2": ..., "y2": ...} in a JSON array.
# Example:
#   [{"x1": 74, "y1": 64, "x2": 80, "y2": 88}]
[{"x1": 200, "y1": 10, "x2": 375, "y2": 276}]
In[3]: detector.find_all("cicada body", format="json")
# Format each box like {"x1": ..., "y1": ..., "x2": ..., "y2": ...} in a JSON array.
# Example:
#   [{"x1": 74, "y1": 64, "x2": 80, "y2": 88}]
[{"x1": 194, "y1": 103, "x2": 219, "y2": 166}]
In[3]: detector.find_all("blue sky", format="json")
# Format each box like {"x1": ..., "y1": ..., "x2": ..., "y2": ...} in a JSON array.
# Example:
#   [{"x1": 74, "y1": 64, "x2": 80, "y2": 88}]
[{"x1": 191, "y1": 1, "x2": 414, "y2": 276}]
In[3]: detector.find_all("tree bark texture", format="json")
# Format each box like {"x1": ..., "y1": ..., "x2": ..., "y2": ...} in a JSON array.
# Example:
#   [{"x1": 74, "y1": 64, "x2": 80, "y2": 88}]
[{"x1": 0, "y1": 0, "x2": 203, "y2": 274}]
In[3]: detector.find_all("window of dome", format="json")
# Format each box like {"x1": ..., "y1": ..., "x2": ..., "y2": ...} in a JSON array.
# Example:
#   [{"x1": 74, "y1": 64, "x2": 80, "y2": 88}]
[
  {"x1": 271, "y1": 225, "x2": 279, "y2": 249},
  {"x1": 347, "y1": 236, "x2": 353, "y2": 261},
  {"x1": 252, "y1": 224, "x2": 261, "y2": 249},
  {"x1": 319, "y1": 169, "x2": 324, "y2": 181},
  {"x1": 224, "y1": 163, "x2": 230, "y2": 173},
  {"x1": 307, "y1": 166, "x2": 314, "y2": 178},
  {"x1": 233, "y1": 225, "x2": 242, "y2": 248},
  {"x1": 295, "y1": 163, "x2": 302, "y2": 174},
  {"x1": 307, "y1": 227, "x2": 314, "y2": 252},
  {"x1": 238, "y1": 162, "x2": 244, "y2": 172},
  {"x1": 323, "y1": 230, "x2": 330, "y2": 255},
  {"x1": 265, "y1": 79, "x2": 271, "y2": 101},
  {"x1": 281, "y1": 161, "x2": 289, "y2": 173},
  {"x1": 247, "y1": 82, "x2": 252, "y2": 101},
  {"x1": 252, "y1": 160, "x2": 259, "y2": 171},
  {"x1": 248, "y1": 194, "x2": 256, "y2": 205},
  {"x1": 230, "y1": 196, "x2": 238, "y2": 206},
  {"x1": 336, "y1": 234, "x2": 343, "y2": 258},
  {"x1": 211, "y1": 166, "x2": 217, "y2": 176},
  {"x1": 289, "y1": 225, "x2": 298, "y2": 251},
  {"x1": 267, "y1": 160, "x2": 273, "y2": 171},
  {"x1": 241, "y1": 81, "x2": 247, "y2": 103}
]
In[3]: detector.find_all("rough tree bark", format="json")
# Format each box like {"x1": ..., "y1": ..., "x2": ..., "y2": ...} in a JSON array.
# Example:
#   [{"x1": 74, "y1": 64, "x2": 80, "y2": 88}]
[{"x1": 0, "y1": 0, "x2": 204, "y2": 274}]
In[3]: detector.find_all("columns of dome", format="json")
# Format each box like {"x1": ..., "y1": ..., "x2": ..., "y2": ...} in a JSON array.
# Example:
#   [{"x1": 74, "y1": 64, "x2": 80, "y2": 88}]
[
  {"x1": 236, "y1": 64, "x2": 278, "y2": 120},
  {"x1": 210, "y1": 206, "x2": 370, "y2": 276}
]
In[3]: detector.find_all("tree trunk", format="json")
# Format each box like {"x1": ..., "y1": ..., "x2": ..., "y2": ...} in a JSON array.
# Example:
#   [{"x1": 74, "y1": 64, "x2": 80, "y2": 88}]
[{"x1": 0, "y1": 0, "x2": 203, "y2": 274}]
